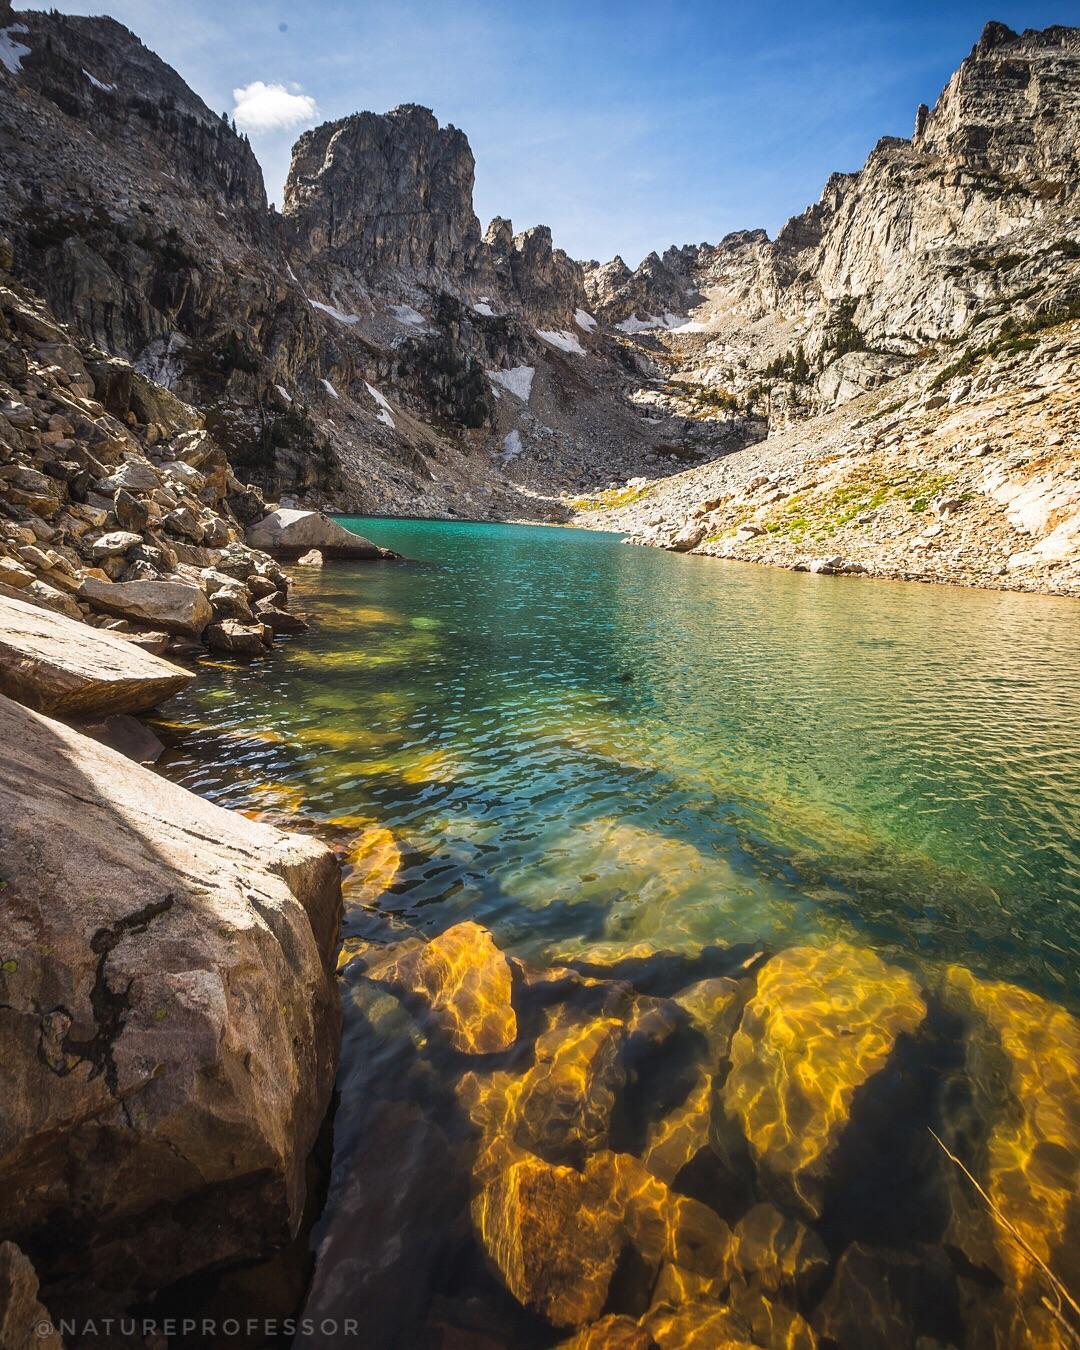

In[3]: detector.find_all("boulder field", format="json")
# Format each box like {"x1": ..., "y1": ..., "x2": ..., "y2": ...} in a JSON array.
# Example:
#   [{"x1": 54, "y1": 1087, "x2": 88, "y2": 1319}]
[{"x1": 0, "y1": 694, "x2": 343, "y2": 1321}]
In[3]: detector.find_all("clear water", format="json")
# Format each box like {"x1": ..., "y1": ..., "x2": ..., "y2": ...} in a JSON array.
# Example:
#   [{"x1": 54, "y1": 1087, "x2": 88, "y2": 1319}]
[{"x1": 160, "y1": 518, "x2": 1080, "y2": 1005}]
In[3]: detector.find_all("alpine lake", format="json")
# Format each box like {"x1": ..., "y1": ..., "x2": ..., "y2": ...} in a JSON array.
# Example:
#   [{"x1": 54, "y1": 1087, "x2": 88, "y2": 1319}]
[{"x1": 155, "y1": 518, "x2": 1080, "y2": 1350}]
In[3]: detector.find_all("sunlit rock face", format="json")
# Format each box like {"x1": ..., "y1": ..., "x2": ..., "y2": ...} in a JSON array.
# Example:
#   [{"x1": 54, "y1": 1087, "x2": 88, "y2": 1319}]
[
  {"x1": 937, "y1": 965, "x2": 1080, "y2": 1317},
  {"x1": 723, "y1": 943, "x2": 927, "y2": 1217},
  {"x1": 377, "y1": 919, "x2": 517, "y2": 1053}
]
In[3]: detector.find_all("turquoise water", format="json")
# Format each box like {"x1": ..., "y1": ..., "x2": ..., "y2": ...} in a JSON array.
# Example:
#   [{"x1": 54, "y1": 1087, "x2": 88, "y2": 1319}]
[{"x1": 160, "y1": 518, "x2": 1080, "y2": 1004}]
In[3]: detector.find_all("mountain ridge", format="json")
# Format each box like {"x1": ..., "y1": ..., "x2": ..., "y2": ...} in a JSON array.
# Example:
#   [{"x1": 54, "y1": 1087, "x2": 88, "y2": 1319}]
[{"x1": 0, "y1": 9, "x2": 1077, "y2": 590}]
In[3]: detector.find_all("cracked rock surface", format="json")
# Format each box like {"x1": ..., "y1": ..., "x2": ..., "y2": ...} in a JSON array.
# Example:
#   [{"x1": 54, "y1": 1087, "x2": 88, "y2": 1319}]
[{"x1": 0, "y1": 693, "x2": 342, "y2": 1321}]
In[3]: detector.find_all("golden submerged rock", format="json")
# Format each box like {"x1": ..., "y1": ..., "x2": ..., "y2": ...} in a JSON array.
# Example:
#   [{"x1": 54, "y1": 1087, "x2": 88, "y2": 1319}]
[
  {"x1": 939, "y1": 965, "x2": 1080, "y2": 1318},
  {"x1": 472, "y1": 1149, "x2": 625, "y2": 1328},
  {"x1": 379, "y1": 920, "x2": 518, "y2": 1054},
  {"x1": 723, "y1": 943, "x2": 926, "y2": 1217}
]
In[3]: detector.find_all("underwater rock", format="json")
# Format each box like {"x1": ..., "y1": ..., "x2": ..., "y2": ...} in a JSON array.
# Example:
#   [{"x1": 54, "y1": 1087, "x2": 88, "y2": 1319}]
[
  {"x1": 296, "y1": 1101, "x2": 465, "y2": 1350},
  {"x1": 593, "y1": 1151, "x2": 734, "y2": 1282},
  {"x1": 639, "y1": 1301, "x2": 756, "y2": 1348},
  {"x1": 340, "y1": 823, "x2": 402, "y2": 907},
  {"x1": 472, "y1": 1148, "x2": 625, "y2": 1328},
  {"x1": 937, "y1": 965, "x2": 1080, "y2": 1316},
  {"x1": 557, "y1": 1314, "x2": 655, "y2": 1348},
  {"x1": 513, "y1": 1015, "x2": 629, "y2": 1163},
  {"x1": 641, "y1": 1069, "x2": 713, "y2": 1184},
  {"x1": 473, "y1": 1144, "x2": 734, "y2": 1331},
  {"x1": 729, "y1": 1204, "x2": 829, "y2": 1302},
  {"x1": 725, "y1": 1279, "x2": 819, "y2": 1350},
  {"x1": 379, "y1": 920, "x2": 518, "y2": 1054},
  {"x1": 672, "y1": 977, "x2": 747, "y2": 1061},
  {"x1": 812, "y1": 1243, "x2": 959, "y2": 1350},
  {"x1": 723, "y1": 943, "x2": 926, "y2": 1217}
]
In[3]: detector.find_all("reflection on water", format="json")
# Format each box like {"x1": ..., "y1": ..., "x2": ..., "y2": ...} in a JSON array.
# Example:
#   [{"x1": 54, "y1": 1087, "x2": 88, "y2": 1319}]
[{"x1": 156, "y1": 520, "x2": 1080, "y2": 1348}]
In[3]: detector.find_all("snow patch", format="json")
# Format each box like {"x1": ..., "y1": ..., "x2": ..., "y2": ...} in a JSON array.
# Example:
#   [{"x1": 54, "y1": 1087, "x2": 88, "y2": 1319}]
[
  {"x1": 321, "y1": 378, "x2": 339, "y2": 398},
  {"x1": 615, "y1": 311, "x2": 685, "y2": 334},
  {"x1": 669, "y1": 319, "x2": 712, "y2": 334},
  {"x1": 389, "y1": 303, "x2": 428, "y2": 327},
  {"x1": 538, "y1": 328, "x2": 585, "y2": 356},
  {"x1": 473, "y1": 302, "x2": 496, "y2": 317},
  {"x1": 311, "y1": 299, "x2": 360, "y2": 326},
  {"x1": 573, "y1": 308, "x2": 597, "y2": 332},
  {"x1": 500, "y1": 429, "x2": 524, "y2": 462},
  {"x1": 0, "y1": 25, "x2": 30, "y2": 74},
  {"x1": 83, "y1": 68, "x2": 116, "y2": 92},
  {"x1": 275, "y1": 384, "x2": 292, "y2": 403},
  {"x1": 488, "y1": 366, "x2": 534, "y2": 402},
  {"x1": 365, "y1": 382, "x2": 395, "y2": 429}
]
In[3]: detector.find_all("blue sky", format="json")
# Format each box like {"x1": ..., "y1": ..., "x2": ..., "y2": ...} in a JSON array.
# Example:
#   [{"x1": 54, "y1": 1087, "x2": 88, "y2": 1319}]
[{"x1": 37, "y1": 1, "x2": 1080, "y2": 264}]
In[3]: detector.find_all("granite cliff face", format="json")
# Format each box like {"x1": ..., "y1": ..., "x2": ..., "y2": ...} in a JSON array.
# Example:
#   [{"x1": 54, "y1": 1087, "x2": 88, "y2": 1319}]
[
  {"x1": 285, "y1": 105, "x2": 482, "y2": 285},
  {"x1": 0, "y1": 9, "x2": 662, "y2": 517},
  {"x1": 576, "y1": 22, "x2": 1080, "y2": 594},
  {"x1": 585, "y1": 22, "x2": 1080, "y2": 409}
]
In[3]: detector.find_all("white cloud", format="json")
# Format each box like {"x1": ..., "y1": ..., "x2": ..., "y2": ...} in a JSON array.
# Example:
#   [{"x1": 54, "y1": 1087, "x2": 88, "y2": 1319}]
[{"x1": 232, "y1": 80, "x2": 317, "y2": 134}]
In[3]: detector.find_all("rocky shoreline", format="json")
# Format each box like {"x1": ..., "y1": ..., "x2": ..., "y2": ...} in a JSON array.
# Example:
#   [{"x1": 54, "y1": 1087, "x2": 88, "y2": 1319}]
[
  {"x1": 0, "y1": 240, "x2": 405, "y2": 1341},
  {"x1": 570, "y1": 315, "x2": 1080, "y2": 600}
]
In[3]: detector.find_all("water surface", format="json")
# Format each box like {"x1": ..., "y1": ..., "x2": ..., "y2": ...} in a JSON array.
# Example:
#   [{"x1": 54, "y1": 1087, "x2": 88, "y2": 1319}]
[{"x1": 161, "y1": 518, "x2": 1080, "y2": 1003}]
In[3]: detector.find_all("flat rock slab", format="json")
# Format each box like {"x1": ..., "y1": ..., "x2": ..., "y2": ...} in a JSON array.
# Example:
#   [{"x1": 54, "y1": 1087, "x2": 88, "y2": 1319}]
[
  {"x1": 0, "y1": 592, "x2": 193, "y2": 716},
  {"x1": 247, "y1": 509, "x2": 396, "y2": 560},
  {"x1": 78, "y1": 577, "x2": 213, "y2": 636},
  {"x1": 0, "y1": 695, "x2": 343, "y2": 1311}
]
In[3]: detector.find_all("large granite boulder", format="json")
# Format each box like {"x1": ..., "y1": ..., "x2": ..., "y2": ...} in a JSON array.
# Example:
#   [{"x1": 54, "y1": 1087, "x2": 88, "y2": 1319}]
[
  {"x1": 723, "y1": 944, "x2": 926, "y2": 1218},
  {"x1": 0, "y1": 593, "x2": 192, "y2": 717},
  {"x1": 0, "y1": 697, "x2": 342, "y2": 1316},
  {"x1": 78, "y1": 577, "x2": 213, "y2": 637},
  {"x1": 246, "y1": 509, "x2": 391, "y2": 560}
]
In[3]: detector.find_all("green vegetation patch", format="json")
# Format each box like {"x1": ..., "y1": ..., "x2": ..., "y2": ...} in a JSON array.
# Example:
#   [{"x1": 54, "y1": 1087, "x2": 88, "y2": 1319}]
[
  {"x1": 756, "y1": 467, "x2": 957, "y2": 543},
  {"x1": 571, "y1": 483, "x2": 653, "y2": 512}
]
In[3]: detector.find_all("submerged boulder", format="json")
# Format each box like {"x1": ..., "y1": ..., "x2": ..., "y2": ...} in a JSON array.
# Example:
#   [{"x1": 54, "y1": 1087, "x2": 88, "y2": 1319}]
[
  {"x1": 0, "y1": 697, "x2": 342, "y2": 1314},
  {"x1": 247, "y1": 509, "x2": 394, "y2": 560},
  {"x1": 937, "y1": 965, "x2": 1079, "y2": 1316},
  {"x1": 296, "y1": 1101, "x2": 465, "y2": 1350},
  {"x1": 378, "y1": 920, "x2": 517, "y2": 1054},
  {"x1": 512, "y1": 1015, "x2": 628, "y2": 1163},
  {"x1": 472, "y1": 1149, "x2": 625, "y2": 1328},
  {"x1": 723, "y1": 943, "x2": 926, "y2": 1217},
  {"x1": 0, "y1": 592, "x2": 192, "y2": 716}
]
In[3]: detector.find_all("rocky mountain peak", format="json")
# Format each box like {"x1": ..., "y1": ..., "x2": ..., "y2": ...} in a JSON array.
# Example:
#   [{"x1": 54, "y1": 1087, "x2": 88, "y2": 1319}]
[{"x1": 283, "y1": 104, "x2": 481, "y2": 284}]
